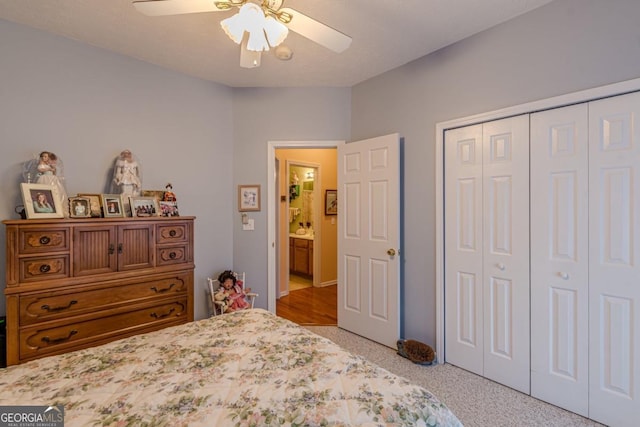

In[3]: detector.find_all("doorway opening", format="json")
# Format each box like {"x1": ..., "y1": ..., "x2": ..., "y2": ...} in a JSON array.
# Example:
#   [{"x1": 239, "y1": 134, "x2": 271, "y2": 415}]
[{"x1": 267, "y1": 141, "x2": 342, "y2": 325}]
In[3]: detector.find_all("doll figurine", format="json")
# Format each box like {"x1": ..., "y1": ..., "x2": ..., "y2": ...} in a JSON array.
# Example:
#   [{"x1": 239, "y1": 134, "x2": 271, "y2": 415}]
[
  {"x1": 216, "y1": 270, "x2": 251, "y2": 313},
  {"x1": 34, "y1": 151, "x2": 69, "y2": 216},
  {"x1": 163, "y1": 183, "x2": 177, "y2": 202},
  {"x1": 112, "y1": 149, "x2": 142, "y2": 197}
]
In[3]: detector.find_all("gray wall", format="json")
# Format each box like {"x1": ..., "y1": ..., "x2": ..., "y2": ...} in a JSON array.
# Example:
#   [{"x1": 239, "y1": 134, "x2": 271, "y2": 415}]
[
  {"x1": 0, "y1": 19, "x2": 235, "y2": 320},
  {"x1": 351, "y1": 0, "x2": 640, "y2": 345}
]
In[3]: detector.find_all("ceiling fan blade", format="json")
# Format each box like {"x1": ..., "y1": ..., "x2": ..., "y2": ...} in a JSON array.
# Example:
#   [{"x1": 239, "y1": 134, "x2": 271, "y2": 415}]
[
  {"x1": 240, "y1": 39, "x2": 262, "y2": 68},
  {"x1": 279, "y1": 7, "x2": 351, "y2": 53},
  {"x1": 132, "y1": 0, "x2": 236, "y2": 16}
]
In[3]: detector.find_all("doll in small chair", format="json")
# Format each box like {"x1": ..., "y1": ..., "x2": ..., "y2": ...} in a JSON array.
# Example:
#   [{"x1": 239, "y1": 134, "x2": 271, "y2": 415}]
[{"x1": 215, "y1": 270, "x2": 252, "y2": 313}]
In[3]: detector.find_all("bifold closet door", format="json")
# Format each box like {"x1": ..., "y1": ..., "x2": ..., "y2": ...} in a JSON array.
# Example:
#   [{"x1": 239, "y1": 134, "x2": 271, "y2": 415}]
[
  {"x1": 588, "y1": 91, "x2": 640, "y2": 427},
  {"x1": 444, "y1": 115, "x2": 530, "y2": 394},
  {"x1": 445, "y1": 124, "x2": 484, "y2": 376},
  {"x1": 530, "y1": 104, "x2": 589, "y2": 416}
]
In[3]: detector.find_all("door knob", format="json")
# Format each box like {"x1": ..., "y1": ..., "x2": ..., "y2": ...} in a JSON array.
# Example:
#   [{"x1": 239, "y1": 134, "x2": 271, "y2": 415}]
[
  {"x1": 560, "y1": 272, "x2": 569, "y2": 280},
  {"x1": 387, "y1": 248, "x2": 396, "y2": 256}
]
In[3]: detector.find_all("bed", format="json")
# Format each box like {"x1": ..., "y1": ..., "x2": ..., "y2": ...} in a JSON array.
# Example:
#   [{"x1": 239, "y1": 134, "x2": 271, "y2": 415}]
[{"x1": 0, "y1": 309, "x2": 462, "y2": 426}]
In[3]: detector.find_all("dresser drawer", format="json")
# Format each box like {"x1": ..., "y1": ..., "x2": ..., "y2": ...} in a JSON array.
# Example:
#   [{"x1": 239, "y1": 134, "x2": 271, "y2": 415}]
[
  {"x1": 19, "y1": 299, "x2": 188, "y2": 360},
  {"x1": 19, "y1": 274, "x2": 190, "y2": 325},
  {"x1": 157, "y1": 222, "x2": 189, "y2": 244},
  {"x1": 18, "y1": 228, "x2": 70, "y2": 254},
  {"x1": 157, "y1": 245, "x2": 188, "y2": 265},
  {"x1": 19, "y1": 255, "x2": 70, "y2": 282}
]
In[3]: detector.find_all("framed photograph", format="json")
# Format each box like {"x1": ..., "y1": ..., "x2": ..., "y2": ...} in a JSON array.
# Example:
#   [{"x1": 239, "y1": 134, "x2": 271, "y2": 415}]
[
  {"x1": 20, "y1": 183, "x2": 64, "y2": 219},
  {"x1": 69, "y1": 197, "x2": 91, "y2": 218},
  {"x1": 101, "y1": 194, "x2": 124, "y2": 218},
  {"x1": 159, "y1": 201, "x2": 179, "y2": 217},
  {"x1": 129, "y1": 196, "x2": 160, "y2": 217},
  {"x1": 325, "y1": 189, "x2": 338, "y2": 215},
  {"x1": 77, "y1": 193, "x2": 103, "y2": 217},
  {"x1": 238, "y1": 184, "x2": 261, "y2": 212}
]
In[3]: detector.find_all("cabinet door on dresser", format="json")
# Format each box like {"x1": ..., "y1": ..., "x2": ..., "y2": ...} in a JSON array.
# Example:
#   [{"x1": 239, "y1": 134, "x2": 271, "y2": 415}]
[
  {"x1": 117, "y1": 223, "x2": 154, "y2": 270},
  {"x1": 73, "y1": 223, "x2": 154, "y2": 276},
  {"x1": 73, "y1": 225, "x2": 117, "y2": 276}
]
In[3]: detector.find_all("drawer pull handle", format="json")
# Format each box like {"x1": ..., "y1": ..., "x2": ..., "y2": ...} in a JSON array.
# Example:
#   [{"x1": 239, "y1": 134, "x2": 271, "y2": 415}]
[
  {"x1": 39, "y1": 264, "x2": 51, "y2": 273},
  {"x1": 151, "y1": 283, "x2": 176, "y2": 293},
  {"x1": 150, "y1": 308, "x2": 175, "y2": 319},
  {"x1": 41, "y1": 329, "x2": 78, "y2": 344},
  {"x1": 39, "y1": 236, "x2": 51, "y2": 245},
  {"x1": 169, "y1": 251, "x2": 177, "y2": 259},
  {"x1": 169, "y1": 230, "x2": 177, "y2": 237},
  {"x1": 109, "y1": 244, "x2": 115, "y2": 255},
  {"x1": 41, "y1": 300, "x2": 78, "y2": 312}
]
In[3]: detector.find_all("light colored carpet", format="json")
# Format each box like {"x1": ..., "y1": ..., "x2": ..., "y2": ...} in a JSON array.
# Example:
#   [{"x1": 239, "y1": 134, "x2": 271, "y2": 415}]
[{"x1": 305, "y1": 326, "x2": 605, "y2": 427}]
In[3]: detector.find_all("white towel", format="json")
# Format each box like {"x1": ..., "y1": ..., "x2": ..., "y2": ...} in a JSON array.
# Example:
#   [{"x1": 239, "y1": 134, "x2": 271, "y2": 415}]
[{"x1": 289, "y1": 207, "x2": 300, "y2": 223}]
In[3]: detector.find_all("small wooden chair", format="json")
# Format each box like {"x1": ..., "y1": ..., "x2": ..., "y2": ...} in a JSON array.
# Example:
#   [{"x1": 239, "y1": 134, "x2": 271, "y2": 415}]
[{"x1": 207, "y1": 272, "x2": 258, "y2": 316}]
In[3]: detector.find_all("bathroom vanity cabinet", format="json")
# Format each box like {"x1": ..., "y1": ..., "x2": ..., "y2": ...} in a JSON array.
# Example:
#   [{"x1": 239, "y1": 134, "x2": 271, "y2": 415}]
[{"x1": 289, "y1": 236, "x2": 313, "y2": 276}]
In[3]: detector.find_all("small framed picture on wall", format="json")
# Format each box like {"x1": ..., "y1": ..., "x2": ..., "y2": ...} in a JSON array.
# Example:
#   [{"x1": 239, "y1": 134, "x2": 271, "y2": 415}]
[
  {"x1": 238, "y1": 184, "x2": 261, "y2": 212},
  {"x1": 325, "y1": 189, "x2": 337, "y2": 215}
]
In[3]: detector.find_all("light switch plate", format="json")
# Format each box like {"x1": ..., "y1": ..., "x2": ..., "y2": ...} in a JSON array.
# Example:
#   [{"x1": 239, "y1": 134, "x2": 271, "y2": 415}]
[{"x1": 242, "y1": 219, "x2": 255, "y2": 231}]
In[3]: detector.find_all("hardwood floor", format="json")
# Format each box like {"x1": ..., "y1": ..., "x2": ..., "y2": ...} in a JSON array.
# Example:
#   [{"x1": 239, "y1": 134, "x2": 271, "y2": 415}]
[{"x1": 276, "y1": 285, "x2": 337, "y2": 325}]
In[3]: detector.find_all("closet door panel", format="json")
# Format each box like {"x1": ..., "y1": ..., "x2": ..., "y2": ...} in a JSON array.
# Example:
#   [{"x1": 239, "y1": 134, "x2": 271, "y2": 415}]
[
  {"x1": 444, "y1": 125, "x2": 484, "y2": 376},
  {"x1": 589, "y1": 91, "x2": 640, "y2": 427},
  {"x1": 530, "y1": 104, "x2": 589, "y2": 416},
  {"x1": 482, "y1": 115, "x2": 530, "y2": 394}
]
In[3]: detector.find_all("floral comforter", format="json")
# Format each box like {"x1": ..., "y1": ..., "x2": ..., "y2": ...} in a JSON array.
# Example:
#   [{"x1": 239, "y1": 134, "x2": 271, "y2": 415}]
[{"x1": 0, "y1": 309, "x2": 462, "y2": 426}]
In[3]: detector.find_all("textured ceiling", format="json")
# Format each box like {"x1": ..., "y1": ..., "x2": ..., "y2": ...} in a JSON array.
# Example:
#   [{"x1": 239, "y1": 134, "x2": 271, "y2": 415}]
[{"x1": 0, "y1": 0, "x2": 554, "y2": 87}]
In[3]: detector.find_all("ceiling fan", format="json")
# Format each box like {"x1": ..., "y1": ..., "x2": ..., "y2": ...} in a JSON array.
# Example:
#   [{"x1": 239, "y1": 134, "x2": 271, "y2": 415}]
[{"x1": 132, "y1": 0, "x2": 352, "y2": 68}]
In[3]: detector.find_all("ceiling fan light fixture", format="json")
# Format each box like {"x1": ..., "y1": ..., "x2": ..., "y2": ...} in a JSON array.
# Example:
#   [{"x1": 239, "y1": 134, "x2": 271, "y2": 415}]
[
  {"x1": 220, "y1": 13, "x2": 244, "y2": 44},
  {"x1": 246, "y1": 29, "x2": 269, "y2": 52},
  {"x1": 263, "y1": 16, "x2": 288, "y2": 47},
  {"x1": 221, "y1": 2, "x2": 268, "y2": 48}
]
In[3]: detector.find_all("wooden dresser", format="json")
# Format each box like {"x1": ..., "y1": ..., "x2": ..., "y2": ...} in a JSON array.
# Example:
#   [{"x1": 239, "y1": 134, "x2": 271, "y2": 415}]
[{"x1": 3, "y1": 216, "x2": 195, "y2": 365}]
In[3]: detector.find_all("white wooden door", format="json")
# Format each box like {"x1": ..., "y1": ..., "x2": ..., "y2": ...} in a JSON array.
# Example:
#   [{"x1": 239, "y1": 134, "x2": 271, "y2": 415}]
[
  {"x1": 444, "y1": 116, "x2": 530, "y2": 393},
  {"x1": 530, "y1": 104, "x2": 589, "y2": 415},
  {"x1": 481, "y1": 116, "x2": 530, "y2": 394},
  {"x1": 337, "y1": 134, "x2": 401, "y2": 348},
  {"x1": 444, "y1": 124, "x2": 484, "y2": 376},
  {"x1": 588, "y1": 91, "x2": 640, "y2": 427}
]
